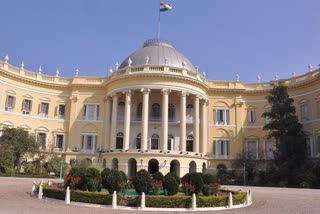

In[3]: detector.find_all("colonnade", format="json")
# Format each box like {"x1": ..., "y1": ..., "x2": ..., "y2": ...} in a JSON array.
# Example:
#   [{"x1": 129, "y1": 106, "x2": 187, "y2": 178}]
[{"x1": 104, "y1": 89, "x2": 208, "y2": 154}]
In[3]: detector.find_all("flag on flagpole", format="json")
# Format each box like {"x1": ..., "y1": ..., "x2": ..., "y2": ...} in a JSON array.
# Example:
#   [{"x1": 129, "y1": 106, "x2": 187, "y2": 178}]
[{"x1": 160, "y1": 2, "x2": 173, "y2": 12}]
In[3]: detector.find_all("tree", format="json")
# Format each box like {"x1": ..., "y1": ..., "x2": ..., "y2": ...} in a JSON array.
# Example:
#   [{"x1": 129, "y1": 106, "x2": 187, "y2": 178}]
[
  {"x1": 262, "y1": 85, "x2": 306, "y2": 184},
  {"x1": 0, "y1": 128, "x2": 39, "y2": 171}
]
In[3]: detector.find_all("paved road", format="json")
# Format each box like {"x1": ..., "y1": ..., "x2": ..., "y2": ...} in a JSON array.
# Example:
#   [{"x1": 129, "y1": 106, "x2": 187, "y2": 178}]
[{"x1": 0, "y1": 177, "x2": 320, "y2": 214}]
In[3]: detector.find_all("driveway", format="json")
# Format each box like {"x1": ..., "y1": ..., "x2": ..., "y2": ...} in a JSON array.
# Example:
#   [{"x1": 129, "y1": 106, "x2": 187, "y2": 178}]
[{"x1": 0, "y1": 177, "x2": 319, "y2": 214}]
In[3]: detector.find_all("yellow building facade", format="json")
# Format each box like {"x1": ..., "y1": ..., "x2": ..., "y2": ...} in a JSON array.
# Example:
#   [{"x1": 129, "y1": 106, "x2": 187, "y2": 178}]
[{"x1": 0, "y1": 39, "x2": 319, "y2": 177}]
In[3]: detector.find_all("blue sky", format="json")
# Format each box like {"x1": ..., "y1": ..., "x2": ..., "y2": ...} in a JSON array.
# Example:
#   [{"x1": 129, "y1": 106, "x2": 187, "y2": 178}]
[{"x1": 1, "y1": 0, "x2": 320, "y2": 82}]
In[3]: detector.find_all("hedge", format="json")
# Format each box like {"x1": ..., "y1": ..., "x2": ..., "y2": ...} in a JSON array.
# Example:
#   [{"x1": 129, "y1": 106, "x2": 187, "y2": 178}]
[
  {"x1": 137, "y1": 191, "x2": 247, "y2": 208},
  {"x1": 42, "y1": 185, "x2": 120, "y2": 205}
]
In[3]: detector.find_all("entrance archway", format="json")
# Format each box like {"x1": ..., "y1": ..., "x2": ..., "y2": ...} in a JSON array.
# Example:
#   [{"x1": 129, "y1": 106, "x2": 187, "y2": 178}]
[
  {"x1": 189, "y1": 161, "x2": 197, "y2": 173},
  {"x1": 128, "y1": 158, "x2": 137, "y2": 177},
  {"x1": 202, "y1": 162, "x2": 207, "y2": 174},
  {"x1": 111, "y1": 158, "x2": 119, "y2": 170},
  {"x1": 148, "y1": 159, "x2": 159, "y2": 174},
  {"x1": 170, "y1": 159, "x2": 180, "y2": 177}
]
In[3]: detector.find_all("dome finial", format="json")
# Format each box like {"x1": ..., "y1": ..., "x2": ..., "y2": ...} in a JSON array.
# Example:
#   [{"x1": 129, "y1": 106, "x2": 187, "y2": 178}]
[
  {"x1": 38, "y1": 66, "x2": 42, "y2": 74},
  {"x1": 56, "y1": 69, "x2": 60, "y2": 77},
  {"x1": 145, "y1": 56, "x2": 149, "y2": 65},
  {"x1": 4, "y1": 54, "x2": 9, "y2": 63},
  {"x1": 308, "y1": 64, "x2": 313, "y2": 72},
  {"x1": 128, "y1": 58, "x2": 132, "y2": 67}
]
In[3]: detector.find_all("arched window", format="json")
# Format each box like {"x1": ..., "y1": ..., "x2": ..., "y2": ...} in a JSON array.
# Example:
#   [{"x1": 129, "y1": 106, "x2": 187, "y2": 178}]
[
  {"x1": 137, "y1": 102, "x2": 142, "y2": 121},
  {"x1": 168, "y1": 135, "x2": 174, "y2": 150},
  {"x1": 168, "y1": 104, "x2": 175, "y2": 121},
  {"x1": 112, "y1": 158, "x2": 119, "y2": 170},
  {"x1": 116, "y1": 132, "x2": 124, "y2": 149},
  {"x1": 186, "y1": 135, "x2": 193, "y2": 152},
  {"x1": 151, "y1": 134, "x2": 159, "y2": 150},
  {"x1": 151, "y1": 103, "x2": 161, "y2": 121},
  {"x1": 189, "y1": 161, "x2": 197, "y2": 173},
  {"x1": 117, "y1": 102, "x2": 125, "y2": 120},
  {"x1": 136, "y1": 133, "x2": 141, "y2": 149},
  {"x1": 103, "y1": 159, "x2": 107, "y2": 168}
]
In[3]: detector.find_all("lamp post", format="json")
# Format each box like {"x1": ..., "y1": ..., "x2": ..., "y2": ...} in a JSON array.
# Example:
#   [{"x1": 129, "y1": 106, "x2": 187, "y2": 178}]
[{"x1": 59, "y1": 158, "x2": 64, "y2": 179}]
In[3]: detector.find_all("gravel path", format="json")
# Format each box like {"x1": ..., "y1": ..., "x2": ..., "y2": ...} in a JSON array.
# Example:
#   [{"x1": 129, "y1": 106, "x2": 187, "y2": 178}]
[{"x1": 0, "y1": 177, "x2": 319, "y2": 214}]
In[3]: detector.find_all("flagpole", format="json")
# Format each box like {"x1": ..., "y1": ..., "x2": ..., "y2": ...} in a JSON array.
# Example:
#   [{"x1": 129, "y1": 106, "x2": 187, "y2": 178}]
[{"x1": 158, "y1": 1, "x2": 161, "y2": 39}]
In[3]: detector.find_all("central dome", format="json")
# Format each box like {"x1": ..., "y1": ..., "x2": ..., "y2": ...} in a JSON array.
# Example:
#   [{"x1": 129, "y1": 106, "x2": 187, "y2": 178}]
[{"x1": 119, "y1": 39, "x2": 197, "y2": 72}]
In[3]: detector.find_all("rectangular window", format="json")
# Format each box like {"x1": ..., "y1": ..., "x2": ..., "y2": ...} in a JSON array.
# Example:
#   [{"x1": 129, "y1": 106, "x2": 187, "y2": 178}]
[
  {"x1": 37, "y1": 133, "x2": 47, "y2": 150},
  {"x1": 305, "y1": 137, "x2": 312, "y2": 158},
  {"x1": 300, "y1": 104, "x2": 309, "y2": 121},
  {"x1": 39, "y1": 102, "x2": 49, "y2": 117},
  {"x1": 22, "y1": 99, "x2": 32, "y2": 115},
  {"x1": 247, "y1": 110, "x2": 255, "y2": 124},
  {"x1": 246, "y1": 141, "x2": 258, "y2": 159},
  {"x1": 213, "y1": 109, "x2": 229, "y2": 125},
  {"x1": 316, "y1": 136, "x2": 320, "y2": 157},
  {"x1": 58, "y1": 104, "x2": 65, "y2": 119},
  {"x1": 5, "y1": 95, "x2": 15, "y2": 111},
  {"x1": 83, "y1": 104, "x2": 99, "y2": 120},
  {"x1": 213, "y1": 140, "x2": 229, "y2": 159},
  {"x1": 265, "y1": 141, "x2": 275, "y2": 159},
  {"x1": 81, "y1": 134, "x2": 97, "y2": 153},
  {"x1": 55, "y1": 134, "x2": 64, "y2": 149}
]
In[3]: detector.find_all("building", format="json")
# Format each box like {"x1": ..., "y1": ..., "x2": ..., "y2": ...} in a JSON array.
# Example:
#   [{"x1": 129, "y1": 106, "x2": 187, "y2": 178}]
[{"x1": 0, "y1": 39, "x2": 319, "y2": 177}]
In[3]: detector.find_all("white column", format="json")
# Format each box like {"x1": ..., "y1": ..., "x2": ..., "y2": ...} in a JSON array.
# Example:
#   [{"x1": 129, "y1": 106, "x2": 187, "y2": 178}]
[
  {"x1": 180, "y1": 91, "x2": 187, "y2": 152},
  {"x1": 110, "y1": 94, "x2": 118, "y2": 150},
  {"x1": 193, "y1": 96, "x2": 200, "y2": 153},
  {"x1": 104, "y1": 97, "x2": 112, "y2": 150},
  {"x1": 123, "y1": 90, "x2": 132, "y2": 151},
  {"x1": 200, "y1": 99, "x2": 208, "y2": 154},
  {"x1": 161, "y1": 89, "x2": 170, "y2": 151},
  {"x1": 141, "y1": 88, "x2": 150, "y2": 151}
]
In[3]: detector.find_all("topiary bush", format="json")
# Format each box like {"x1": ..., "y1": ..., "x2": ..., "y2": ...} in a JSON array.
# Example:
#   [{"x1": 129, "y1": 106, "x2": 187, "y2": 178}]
[
  {"x1": 202, "y1": 173, "x2": 219, "y2": 196},
  {"x1": 86, "y1": 167, "x2": 102, "y2": 192},
  {"x1": 163, "y1": 172, "x2": 179, "y2": 196},
  {"x1": 152, "y1": 171, "x2": 164, "y2": 182},
  {"x1": 101, "y1": 168, "x2": 123, "y2": 194},
  {"x1": 132, "y1": 169, "x2": 151, "y2": 195},
  {"x1": 181, "y1": 172, "x2": 204, "y2": 196}
]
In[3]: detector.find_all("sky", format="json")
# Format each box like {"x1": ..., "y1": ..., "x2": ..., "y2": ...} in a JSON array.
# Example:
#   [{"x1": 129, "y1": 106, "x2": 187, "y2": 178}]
[{"x1": 1, "y1": 0, "x2": 320, "y2": 82}]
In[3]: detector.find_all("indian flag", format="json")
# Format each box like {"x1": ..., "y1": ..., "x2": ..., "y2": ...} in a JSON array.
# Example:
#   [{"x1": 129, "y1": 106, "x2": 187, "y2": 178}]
[{"x1": 160, "y1": 2, "x2": 173, "y2": 12}]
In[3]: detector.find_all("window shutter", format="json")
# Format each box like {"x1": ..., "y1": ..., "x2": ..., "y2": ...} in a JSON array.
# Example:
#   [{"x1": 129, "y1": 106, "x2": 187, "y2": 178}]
[
  {"x1": 226, "y1": 141, "x2": 229, "y2": 156},
  {"x1": 22, "y1": 100, "x2": 25, "y2": 111},
  {"x1": 213, "y1": 140, "x2": 216, "y2": 155},
  {"x1": 213, "y1": 109, "x2": 217, "y2": 124},
  {"x1": 55, "y1": 106, "x2": 58, "y2": 116},
  {"x1": 81, "y1": 135, "x2": 85, "y2": 149},
  {"x1": 96, "y1": 105, "x2": 100, "y2": 120},
  {"x1": 226, "y1": 110, "x2": 229, "y2": 125},
  {"x1": 5, "y1": 95, "x2": 9, "y2": 107},
  {"x1": 11, "y1": 96, "x2": 15, "y2": 108},
  {"x1": 247, "y1": 111, "x2": 251, "y2": 123},
  {"x1": 83, "y1": 105, "x2": 87, "y2": 118},
  {"x1": 94, "y1": 136, "x2": 97, "y2": 151},
  {"x1": 38, "y1": 104, "x2": 41, "y2": 114},
  {"x1": 46, "y1": 103, "x2": 49, "y2": 114},
  {"x1": 252, "y1": 111, "x2": 255, "y2": 122}
]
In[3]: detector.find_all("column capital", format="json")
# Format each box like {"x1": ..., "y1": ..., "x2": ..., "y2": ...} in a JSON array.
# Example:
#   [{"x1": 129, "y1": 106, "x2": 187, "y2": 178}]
[
  {"x1": 192, "y1": 95, "x2": 201, "y2": 101},
  {"x1": 110, "y1": 93, "x2": 119, "y2": 98},
  {"x1": 201, "y1": 98, "x2": 209, "y2": 106},
  {"x1": 161, "y1": 88, "x2": 171, "y2": 95},
  {"x1": 179, "y1": 91, "x2": 189, "y2": 97},
  {"x1": 103, "y1": 96, "x2": 111, "y2": 102},
  {"x1": 140, "y1": 88, "x2": 150, "y2": 94},
  {"x1": 122, "y1": 89, "x2": 133, "y2": 96}
]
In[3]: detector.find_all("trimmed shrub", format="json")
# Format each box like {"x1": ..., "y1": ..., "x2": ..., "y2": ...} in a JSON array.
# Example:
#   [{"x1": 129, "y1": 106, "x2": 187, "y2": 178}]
[
  {"x1": 163, "y1": 172, "x2": 179, "y2": 196},
  {"x1": 197, "y1": 195, "x2": 227, "y2": 207},
  {"x1": 132, "y1": 169, "x2": 151, "y2": 195},
  {"x1": 233, "y1": 192, "x2": 247, "y2": 205},
  {"x1": 202, "y1": 173, "x2": 217, "y2": 184},
  {"x1": 152, "y1": 171, "x2": 164, "y2": 182},
  {"x1": 140, "y1": 195, "x2": 191, "y2": 208},
  {"x1": 101, "y1": 169, "x2": 123, "y2": 194},
  {"x1": 86, "y1": 167, "x2": 102, "y2": 192},
  {"x1": 181, "y1": 172, "x2": 204, "y2": 196}
]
